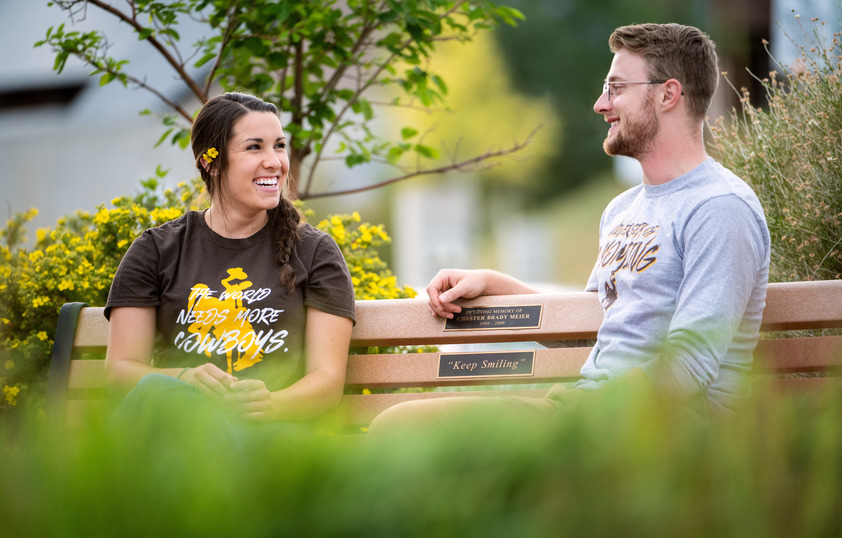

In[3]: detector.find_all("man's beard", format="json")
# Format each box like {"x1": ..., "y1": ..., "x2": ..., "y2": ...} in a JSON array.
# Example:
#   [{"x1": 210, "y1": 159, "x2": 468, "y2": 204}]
[{"x1": 603, "y1": 97, "x2": 658, "y2": 160}]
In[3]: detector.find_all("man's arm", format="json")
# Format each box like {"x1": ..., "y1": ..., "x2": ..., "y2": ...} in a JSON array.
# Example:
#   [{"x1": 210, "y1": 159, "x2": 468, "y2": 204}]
[
  {"x1": 426, "y1": 269, "x2": 540, "y2": 319},
  {"x1": 638, "y1": 195, "x2": 768, "y2": 399}
]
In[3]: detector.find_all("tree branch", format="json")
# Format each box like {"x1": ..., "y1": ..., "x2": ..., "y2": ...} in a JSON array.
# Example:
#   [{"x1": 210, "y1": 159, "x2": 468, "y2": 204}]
[
  {"x1": 300, "y1": 1, "x2": 476, "y2": 197},
  {"x1": 66, "y1": 0, "x2": 208, "y2": 107},
  {"x1": 302, "y1": 125, "x2": 542, "y2": 200},
  {"x1": 314, "y1": 6, "x2": 383, "y2": 104},
  {"x1": 123, "y1": 75, "x2": 192, "y2": 121},
  {"x1": 203, "y1": 5, "x2": 240, "y2": 96},
  {"x1": 300, "y1": 51, "x2": 397, "y2": 197}
]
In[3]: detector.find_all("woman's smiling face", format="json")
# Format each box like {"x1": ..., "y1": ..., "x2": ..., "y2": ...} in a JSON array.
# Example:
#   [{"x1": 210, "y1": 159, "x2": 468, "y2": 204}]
[{"x1": 218, "y1": 111, "x2": 289, "y2": 217}]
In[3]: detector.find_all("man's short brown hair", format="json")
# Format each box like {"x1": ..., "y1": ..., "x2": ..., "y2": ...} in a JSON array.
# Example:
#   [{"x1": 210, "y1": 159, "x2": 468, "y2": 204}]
[{"x1": 609, "y1": 23, "x2": 719, "y2": 122}]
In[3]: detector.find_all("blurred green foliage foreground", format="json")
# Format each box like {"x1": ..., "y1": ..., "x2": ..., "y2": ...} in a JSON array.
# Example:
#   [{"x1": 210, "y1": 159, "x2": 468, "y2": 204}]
[{"x1": 3, "y1": 379, "x2": 841, "y2": 537}]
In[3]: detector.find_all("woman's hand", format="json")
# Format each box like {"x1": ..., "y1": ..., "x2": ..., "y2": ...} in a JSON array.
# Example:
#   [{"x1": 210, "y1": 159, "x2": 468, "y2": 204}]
[
  {"x1": 225, "y1": 378, "x2": 274, "y2": 421},
  {"x1": 232, "y1": 308, "x2": 351, "y2": 423},
  {"x1": 180, "y1": 363, "x2": 237, "y2": 402}
]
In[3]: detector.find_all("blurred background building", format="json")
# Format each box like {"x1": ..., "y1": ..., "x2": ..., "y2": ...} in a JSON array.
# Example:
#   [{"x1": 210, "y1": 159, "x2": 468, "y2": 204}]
[{"x1": 2, "y1": 0, "x2": 839, "y2": 291}]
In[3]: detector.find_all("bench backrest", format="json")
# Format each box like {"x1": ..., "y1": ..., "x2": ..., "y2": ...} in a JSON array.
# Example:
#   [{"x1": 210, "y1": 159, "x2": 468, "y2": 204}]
[{"x1": 48, "y1": 280, "x2": 842, "y2": 429}]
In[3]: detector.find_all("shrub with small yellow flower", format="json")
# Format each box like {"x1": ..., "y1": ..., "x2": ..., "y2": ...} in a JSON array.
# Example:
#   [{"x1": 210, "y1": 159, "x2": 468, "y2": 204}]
[
  {"x1": 0, "y1": 180, "x2": 200, "y2": 417},
  {"x1": 313, "y1": 210, "x2": 436, "y2": 397},
  {"x1": 316, "y1": 211, "x2": 415, "y2": 301}
]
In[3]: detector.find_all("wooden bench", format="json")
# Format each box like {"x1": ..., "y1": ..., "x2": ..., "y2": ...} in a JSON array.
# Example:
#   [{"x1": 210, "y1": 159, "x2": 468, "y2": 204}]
[{"x1": 48, "y1": 280, "x2": 842, "y2": 430}]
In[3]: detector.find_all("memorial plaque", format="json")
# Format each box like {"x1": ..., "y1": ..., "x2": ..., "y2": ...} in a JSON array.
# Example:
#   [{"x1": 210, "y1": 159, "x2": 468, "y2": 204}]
[
  {"x1": 438, "y1": 350, "x2": 535, "y2": 379},
  {"x1": 444, "y1": 304, "x2": 543, "y2": 331}
]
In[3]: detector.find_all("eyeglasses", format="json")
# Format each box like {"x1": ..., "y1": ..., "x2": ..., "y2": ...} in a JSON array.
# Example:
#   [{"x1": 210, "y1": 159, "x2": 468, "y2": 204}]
[{"x1": 602, "y1": 80, "x2": 667, "y2": 102}]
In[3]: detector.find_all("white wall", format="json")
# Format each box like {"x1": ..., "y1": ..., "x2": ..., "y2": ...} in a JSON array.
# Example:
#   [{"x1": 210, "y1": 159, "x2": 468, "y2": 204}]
[
  {"x1": 0, "y1": 0, "x2": 204, "y2": 238},
  {"x1": 393, "y1": 179, "x2": 480, "y2": 290}
]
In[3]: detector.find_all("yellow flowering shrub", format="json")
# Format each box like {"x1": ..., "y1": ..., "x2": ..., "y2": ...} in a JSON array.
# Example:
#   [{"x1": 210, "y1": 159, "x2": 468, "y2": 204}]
[
  {"x1": 0, "y1": 180, "x2": 203, "y2": 416},
  {"x1": 316, "y1": 211, "x2": 416, "y2": 301},
  {"x1": 1, "y1": 179, "x2": 416, "y2": 415},
  {"x1": 314, "y1": 210, "x2": 435, "y2": 396}
]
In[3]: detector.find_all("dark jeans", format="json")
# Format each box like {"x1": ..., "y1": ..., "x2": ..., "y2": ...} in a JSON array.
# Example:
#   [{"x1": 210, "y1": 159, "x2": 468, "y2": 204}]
[{"x1": 109, "y1": 373, "x2": 311, "y2": 463}]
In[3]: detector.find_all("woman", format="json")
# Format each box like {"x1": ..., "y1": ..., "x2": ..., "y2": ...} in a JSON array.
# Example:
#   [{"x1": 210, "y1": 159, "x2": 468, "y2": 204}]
[{"x1": 103, "y1": 93, "x2": 355, "y2": 433}]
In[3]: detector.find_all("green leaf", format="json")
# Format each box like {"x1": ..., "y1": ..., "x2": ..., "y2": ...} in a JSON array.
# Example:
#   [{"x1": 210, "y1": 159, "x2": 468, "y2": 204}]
[
  {"x1": 267, "y1": 52, "x2": 288, "y2": 70},
  {"x1": 345, "y1": 153, "x2": 366, "y2": 167},
  {"x1": 162, "y1": 28, "x2": 181, "y2": 41},
  {"x1": 336, "y1": 89, "x2": 355, "y2": 101},
  {"x1": 431, "y1": 75, "x2": 448, "y2": 95},
  {"x1": 243, "y1": 36, "x2": 267, "y2": 55},
  {"x1": 400, "y1": 127, "x2": 418, "y2": 140},
  {"x1": 154, "y1": 128, "x2": 174, "y2": 148},
  {"x1": 387, "y1": 146, "x2": 404, "y2": 163},
  {"x1": 154, "y1": 127, "x2": 173, "y2": 148},
  {"x1": 376, "y1": 32, "x2": 402, "y2": 49},
  {"x1": 416, "y1": 87, "x2": 433, "y2": 107},
  {"x1": 172, "y1": 129, "x2": 191, "y2": 149},
  {"x1": 99, "y1": 72, "x2": 115, "y2": 86},
  {"x1": 352, "y1": 99, "x2": 374, "y2": 121},
  {"x1": 53, "y1": 52, "x2": 69, "y2": 73},
  {"x1": 194, "y1": 52, "x2": 217, "y2": 68},
  {"x1": 414, "y1": 144, "x2": 439, "y2": 159},
  {"x1": 494, "y1": 6, "x2": 525, "y2": 26}
]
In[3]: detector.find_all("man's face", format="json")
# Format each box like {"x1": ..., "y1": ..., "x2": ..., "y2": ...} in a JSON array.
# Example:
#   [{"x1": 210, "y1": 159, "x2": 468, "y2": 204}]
[{"x1": 593, "y1": 50, "x2": 659, "y2": 160}]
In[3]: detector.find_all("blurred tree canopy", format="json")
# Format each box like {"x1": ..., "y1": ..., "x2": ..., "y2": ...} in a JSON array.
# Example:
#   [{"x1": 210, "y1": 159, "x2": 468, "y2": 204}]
[
  {"x1": 37, "y1": 0, "x2": 529, "y2": 200},
  {"x1": 492, "y1": 0, "x2": 714, "y2": 203},
  {"x1": 389, "y1": 32, "x2": 560, "y2": 192}
]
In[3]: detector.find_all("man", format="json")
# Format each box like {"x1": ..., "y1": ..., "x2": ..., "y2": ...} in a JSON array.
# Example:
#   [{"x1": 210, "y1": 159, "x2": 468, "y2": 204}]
[{"x1": 370, "y1": 23, "x2": 770, "y2": 434}]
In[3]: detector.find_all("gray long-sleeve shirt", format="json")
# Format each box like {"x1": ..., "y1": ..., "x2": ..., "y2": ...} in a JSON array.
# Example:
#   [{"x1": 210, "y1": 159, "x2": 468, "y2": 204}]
[{"x1": 577, "y1": 158, "x2": 770, "y2": 416}]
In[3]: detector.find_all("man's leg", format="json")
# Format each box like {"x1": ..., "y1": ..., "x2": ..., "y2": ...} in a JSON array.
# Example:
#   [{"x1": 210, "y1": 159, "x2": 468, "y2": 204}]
[{"x1": 368, "y1": 392, "x2": 563, "y2": 442}]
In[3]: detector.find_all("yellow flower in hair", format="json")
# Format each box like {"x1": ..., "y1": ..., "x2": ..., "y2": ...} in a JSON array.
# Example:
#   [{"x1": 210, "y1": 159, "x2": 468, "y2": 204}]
[{"x1": 203, "y1": 147, "x2": 219, "y2": 164}]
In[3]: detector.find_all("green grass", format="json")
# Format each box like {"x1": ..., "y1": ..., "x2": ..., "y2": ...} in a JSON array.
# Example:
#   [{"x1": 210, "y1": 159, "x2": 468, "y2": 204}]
[{"x1": 3, "y1": 380, "x2": 841, "y2": 537}]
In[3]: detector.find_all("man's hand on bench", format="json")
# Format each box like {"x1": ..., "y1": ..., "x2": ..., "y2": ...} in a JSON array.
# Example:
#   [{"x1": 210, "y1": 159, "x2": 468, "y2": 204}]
[{"x1": 426, "y1": 269, "x2": 540, "y2": 319}]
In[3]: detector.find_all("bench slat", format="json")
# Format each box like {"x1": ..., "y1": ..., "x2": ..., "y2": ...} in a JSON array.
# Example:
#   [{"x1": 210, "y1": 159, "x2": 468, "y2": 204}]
[
  {"x1": 58, "y1": 281, "x2": 842, "y2": 350},
  {"x1": 64, "y1": 336, "x2": 842, "y2": 392},
  {"x1": 61, "y1": 295, "x2": 603, "y2": 350},
  {"x1": 351, "y1": 292, "x2": 604, "y2": 347},
  {"x1": 64, "y1": 399, "x2": 109, "y2": 430},
  {"x1": 345, "y1": 347, "x2": 590, "y2": 389},
  {"x1": 753, "y1": 376, "x2": 842, "y2": 395},
  {"x1": 760, "y1": 280, "x2": 842, "y2": 331},
  {"x1": 68, "y1": 359, "x2": 108, "y2": 390},
  {"x1": 753, "y1": 335, "x2": 842, "y2": 373},
  {"x1": 72, "y1": 306, "x2": 110, "y2": 351}
]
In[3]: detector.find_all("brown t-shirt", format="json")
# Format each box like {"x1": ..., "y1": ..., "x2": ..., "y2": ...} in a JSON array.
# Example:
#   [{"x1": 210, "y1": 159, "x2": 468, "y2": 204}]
[{"x1": 105, "y1": 211, "x2": 356, "y2": 391}]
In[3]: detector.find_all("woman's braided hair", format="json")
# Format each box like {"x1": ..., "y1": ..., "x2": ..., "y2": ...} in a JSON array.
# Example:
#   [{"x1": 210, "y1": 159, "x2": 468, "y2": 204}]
[{"x1": 191, "y1": 92, "x2": 301, "y2": 292}]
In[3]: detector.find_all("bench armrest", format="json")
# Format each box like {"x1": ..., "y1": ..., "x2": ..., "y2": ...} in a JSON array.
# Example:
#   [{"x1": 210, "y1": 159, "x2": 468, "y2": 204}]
[{"x1": 47, "y1": 302, "x2": 89, "y2": 415}]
